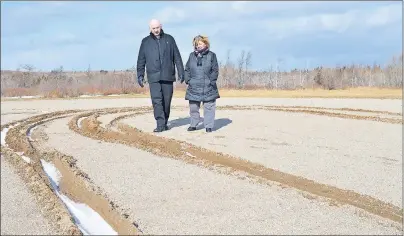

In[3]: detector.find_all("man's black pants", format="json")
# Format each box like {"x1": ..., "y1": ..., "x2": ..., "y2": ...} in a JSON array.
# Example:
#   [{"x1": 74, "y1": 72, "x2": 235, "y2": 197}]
[{"x1": 149, "y1": 80, "x2": 174, "y2": 128}]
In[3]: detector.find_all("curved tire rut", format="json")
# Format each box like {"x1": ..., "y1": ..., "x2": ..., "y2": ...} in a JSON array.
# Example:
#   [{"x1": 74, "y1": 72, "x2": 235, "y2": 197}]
[
  {"x1": 1, "y1": 109, "x2": 141, "y2": 235},
  {"x1": 69, "y1": 107, "x2": 403, "y2": 225},
  {"x1": 1, "y1": 105, "x2": 402, "y2": 235}
]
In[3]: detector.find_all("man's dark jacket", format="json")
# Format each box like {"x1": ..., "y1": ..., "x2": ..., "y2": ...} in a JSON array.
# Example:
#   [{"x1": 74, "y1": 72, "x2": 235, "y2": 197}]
[{"x1": 136, "y1": 30, "x2": 184, "y2": 83}]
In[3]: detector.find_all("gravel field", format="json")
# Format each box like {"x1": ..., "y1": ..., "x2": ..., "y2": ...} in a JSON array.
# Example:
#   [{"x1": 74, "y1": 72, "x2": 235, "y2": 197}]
[
  {"x1": 40, "y1": 116, "x2": 401, "y2": 234},
  {"x1": 123, "y1": 109, "x2": 403, "y2": 207},
  {"x1": 1, "y1": 157, "x2": 56, "y2": 235},
  {"x1": 1, "y1": 97, "x2": 402, "y2": 235},
  {"x1": 1, "y1": 97, "x2": 402, "y2": 114},
  {"x1": 1, "y1": 109, "x2": 61, "y2": 235}
]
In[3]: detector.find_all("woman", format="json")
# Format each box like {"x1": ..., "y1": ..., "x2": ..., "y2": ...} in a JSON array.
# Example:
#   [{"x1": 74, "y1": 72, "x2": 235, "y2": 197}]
[{"x1": 184, "y1": 35, "x2": 220, "y2": 133}]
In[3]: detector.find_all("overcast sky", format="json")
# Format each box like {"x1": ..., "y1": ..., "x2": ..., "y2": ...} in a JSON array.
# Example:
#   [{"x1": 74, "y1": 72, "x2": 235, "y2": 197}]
[{"x1": 1, "y1": 1, "x2": 402, "y2": 71}]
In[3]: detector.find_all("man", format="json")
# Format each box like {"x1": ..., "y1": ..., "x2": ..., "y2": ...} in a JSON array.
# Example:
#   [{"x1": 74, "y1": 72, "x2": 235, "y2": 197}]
[{"x1": 136, "y1": 19, "x2": 185, "y2": 132}]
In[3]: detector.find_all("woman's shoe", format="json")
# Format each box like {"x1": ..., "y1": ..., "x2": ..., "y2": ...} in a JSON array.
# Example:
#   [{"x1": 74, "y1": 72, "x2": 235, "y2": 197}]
[
  {"x1": 206, "y1": 128, "x2": 212, "y2": 132},
  {"x1": 187, "y1": 127, "x2": 197, "y2": 131}
]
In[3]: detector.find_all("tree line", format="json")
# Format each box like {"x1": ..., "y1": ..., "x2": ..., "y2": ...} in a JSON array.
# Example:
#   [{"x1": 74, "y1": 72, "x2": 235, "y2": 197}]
[{"x1": 1, "y1": 52, "x2": 402, "y2": 98}]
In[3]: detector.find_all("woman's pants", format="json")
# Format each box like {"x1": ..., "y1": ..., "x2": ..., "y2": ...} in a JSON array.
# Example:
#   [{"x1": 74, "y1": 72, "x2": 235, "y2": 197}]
[{"x1": 189, "y1": 100, "x2": 216, "y2": 128}]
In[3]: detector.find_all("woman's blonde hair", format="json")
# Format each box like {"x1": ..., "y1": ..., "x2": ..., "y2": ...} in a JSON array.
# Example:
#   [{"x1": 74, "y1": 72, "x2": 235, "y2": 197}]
[{"x1": 193, "y1": 35, "x2": 210, "y2": 49}]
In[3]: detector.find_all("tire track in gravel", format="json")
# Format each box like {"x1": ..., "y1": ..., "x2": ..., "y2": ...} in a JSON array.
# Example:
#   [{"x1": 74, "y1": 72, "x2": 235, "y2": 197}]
[
  {"x1": 263, "y1": 106, "x2": 402, "y2": 120},
  {"x1": 215, "y1": 105, "x2": 402, "y2": 124},
  {"x1": 1, "y1": 109, "x2": 141, "y2": 235},
  {"x1": 68, "y1": 106, "x2": 402, "y2": 225},
  {"x1": 1, "y1": 105, "x2": 402, "y2": 234},
  {"x1": 104, "y1": 105, "x2": 402, "y2": 126},
  {"x1": 1, "y1": 111, "x2": 82, "y2": 235},
  {"x1": 263, "y1": 105, "x2": 402, "y2": 116},
  {"x1": 46, "y1": 113, "x2": 402, "y2": 234},
  {"x1": 121, "y1": 108, "x2": 402, "y2": 207}
]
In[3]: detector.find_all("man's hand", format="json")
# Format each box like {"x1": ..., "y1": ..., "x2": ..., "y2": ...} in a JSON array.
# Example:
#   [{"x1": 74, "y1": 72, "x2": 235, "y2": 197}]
[
  {"x1": 138, "y1": 76, "x2": 145, "y2": 88},
  {"x1": 179, "y1": 75, "x2": 185, "y2": 84}
]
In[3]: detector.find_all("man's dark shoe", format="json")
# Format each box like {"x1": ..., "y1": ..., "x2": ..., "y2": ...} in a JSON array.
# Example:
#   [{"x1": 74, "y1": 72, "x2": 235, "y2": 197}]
[
  {"x1": 153, "y1": 126, "x2": 166, "y2": 132},
  {"x1": 187, "y1": 126, "x2": 197, "y2": 132},
  {"x1": 165, "y1": 125, "x2": 170, "y2": 130},
  {"x1": 206, "y1": 128, "x2": 212, "y2": 133}
]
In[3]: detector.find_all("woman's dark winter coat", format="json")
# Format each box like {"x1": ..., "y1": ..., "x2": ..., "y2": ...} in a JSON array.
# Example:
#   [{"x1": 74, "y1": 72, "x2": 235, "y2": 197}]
[{"x1": 184, "y1": 49, "x2": 220, "y2": 102}]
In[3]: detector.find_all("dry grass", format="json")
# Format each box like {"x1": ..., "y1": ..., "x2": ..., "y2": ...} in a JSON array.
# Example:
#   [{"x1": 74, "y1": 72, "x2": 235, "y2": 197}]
[
  {"x1": 1, "y1": 87, "x2": 401, "y2": 101},
  {"x1": 91, "y1": 87, "x2": 403, "y2": 99},
  {"x1": 209, "y1": 87, "x2": 403, "y2": 99}
]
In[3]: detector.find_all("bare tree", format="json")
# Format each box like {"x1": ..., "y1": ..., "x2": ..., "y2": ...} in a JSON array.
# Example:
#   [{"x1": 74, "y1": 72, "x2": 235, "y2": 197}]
[
  {"x1": 19, "y1": 64, "x2": 35, "y2": 87},
  {"x1": 245, "y1": 51, "x2": 252, "y2": 85},
  {"x1": 49, "y1": 66, "x2": 67, "y2": 93},
  {"x1": 222, "y1": 49, "x2": 233, "y2": 87},
  {"x1": 237, "y1": 50, "x2": 246, "y2": 88},
  {"x1": 86, "y1": 64, "x2": 92, "y2": 80},
  {"x1": 274, "y1": 58, "x2": 283, "y2": 89}
]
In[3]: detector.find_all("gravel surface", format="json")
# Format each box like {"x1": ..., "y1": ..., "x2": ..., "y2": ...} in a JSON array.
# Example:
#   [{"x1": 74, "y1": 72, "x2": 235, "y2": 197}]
[
  {"x1": 1, "y1": 110, "x2": 60, "y2": 235},
  {"x1": 1, "y1": 113, "x2": 41, "y2": 124},
  {"x1": 39, "y1": 116, "x2": 401, "y2": 235},
  {"x1": 299, "y1": 109, "x2": 401, "y2": 119},
  {"x1": 1, "y1": 157, "x2": 56, "y2": 235},
  {"x1": 1, "y1": 97, "x2": 402, "y2": 235},
  {"x1": 124, "y1": 109, "x2": 403, "y2": 208},
  {"x1": 1, "y1": 97, "x2": 402, "y2": 120}
]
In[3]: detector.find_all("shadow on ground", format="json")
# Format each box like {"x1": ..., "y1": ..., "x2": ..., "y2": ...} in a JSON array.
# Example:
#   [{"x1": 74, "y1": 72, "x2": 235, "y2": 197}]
[{"x1": 169, "y1": 117, "x2": 232, "y2": 131}]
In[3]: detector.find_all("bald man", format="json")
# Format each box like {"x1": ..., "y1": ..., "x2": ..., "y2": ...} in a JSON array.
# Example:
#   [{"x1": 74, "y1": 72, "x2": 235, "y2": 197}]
[{"x1": 137, "y1": 19, "x2": 185, "y2": 132}]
